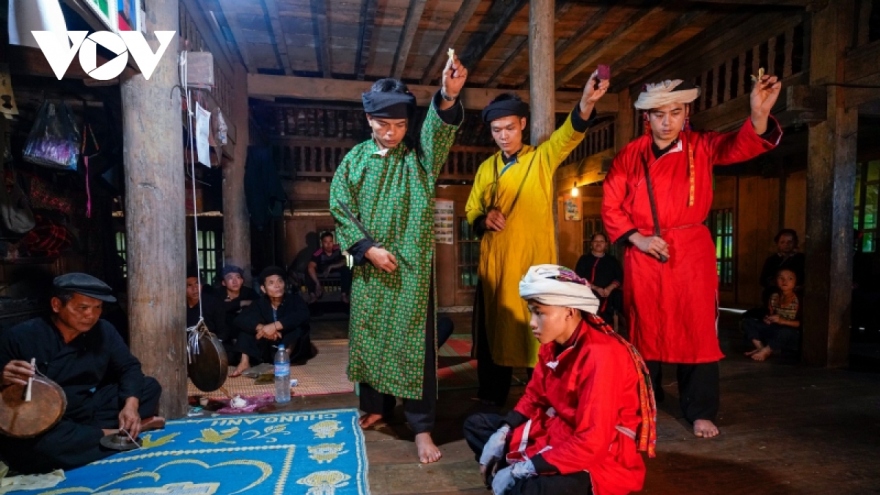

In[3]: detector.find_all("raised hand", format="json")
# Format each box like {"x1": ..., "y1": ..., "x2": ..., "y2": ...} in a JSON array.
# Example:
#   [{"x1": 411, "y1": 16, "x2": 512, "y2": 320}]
[
  {"x1": 580, "y1": 69, "x2": 610, "y2": 118},
  {"x1": 441, "y1": 52, "x2": 468, "y2": 101},
  {"x1": 750, "y1": 73, "x2": 782, "y2": 133}
]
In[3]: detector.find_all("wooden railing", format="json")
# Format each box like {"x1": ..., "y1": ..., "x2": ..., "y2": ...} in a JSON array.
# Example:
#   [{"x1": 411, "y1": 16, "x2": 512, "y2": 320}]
[
  {"x1": 692, "y1": 20, "x2": 806, "y2": 114},
  {"x1": 561, "y1": 119, "x2": 615, "y2": 167}
]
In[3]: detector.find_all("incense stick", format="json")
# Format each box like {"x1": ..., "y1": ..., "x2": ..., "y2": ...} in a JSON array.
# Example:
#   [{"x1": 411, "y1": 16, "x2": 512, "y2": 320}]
[{"x1": 24, "y1": 358, "x2": 35, "y2": 402}]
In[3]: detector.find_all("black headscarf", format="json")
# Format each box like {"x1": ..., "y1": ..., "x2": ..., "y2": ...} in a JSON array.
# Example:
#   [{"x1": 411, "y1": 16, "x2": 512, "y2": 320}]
[
  {"x1": 362, "y1": 91, "x2": 416, "y2": 119},
  {"x1": 481, "y1": 99, "x2": 530, "y2": 124},
  {"x1": 258, "y1": 266, "x2": 286, "y2": 286}
]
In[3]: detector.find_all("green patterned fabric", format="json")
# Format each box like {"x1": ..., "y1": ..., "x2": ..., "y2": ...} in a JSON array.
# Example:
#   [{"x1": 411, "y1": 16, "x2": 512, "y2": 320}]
[{"x1": 330, "y1": 100, "x2": 461, "y2": 400}]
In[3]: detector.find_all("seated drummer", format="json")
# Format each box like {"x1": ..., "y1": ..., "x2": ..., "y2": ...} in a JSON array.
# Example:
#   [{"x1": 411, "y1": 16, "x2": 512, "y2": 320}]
[
  {"x1": 0, "y1": 273, "x2": 163, "y2": 474},
  {"x1": 231, "y1": 266, "x2": 316, "y2": 377}
]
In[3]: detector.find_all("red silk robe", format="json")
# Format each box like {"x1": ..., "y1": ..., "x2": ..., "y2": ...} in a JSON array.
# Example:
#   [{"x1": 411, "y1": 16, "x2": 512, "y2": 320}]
[
  {"x1": 602, "y1": 119, "x2": 781, "y2": 363},
  {"x1": 508, "y1": 320, "x2": 646, "y2": 495}
]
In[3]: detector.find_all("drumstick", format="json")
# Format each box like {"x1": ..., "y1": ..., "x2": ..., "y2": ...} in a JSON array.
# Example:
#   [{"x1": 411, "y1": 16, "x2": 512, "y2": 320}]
[{"x1": 25, "y1": 358, "x2": 35, "y2": 402}]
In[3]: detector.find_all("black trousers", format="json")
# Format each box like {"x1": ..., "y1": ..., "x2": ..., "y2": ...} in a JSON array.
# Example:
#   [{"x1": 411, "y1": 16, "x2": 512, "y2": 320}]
[
  {"x1": 237, "y1": 327, "x2": 315, "y2": 365},
  {"x1": 463, "y1": 412, "x2": 593, "y2": 495},
  {"x1": 646, "y1": 361, "x2": 719, "y2": 423},
  {"x1": 359, "y1": 297, "x2": 450, "y2": 434},
  {"x1": 476, "y1": 314, "x2": 533, "y2": 406},
  {"x1": 0, "y1": 377, "x2": 161, "y2": 474},
  {"x1": 305, "y1": 266, "x2": 353, "y2": 295}
]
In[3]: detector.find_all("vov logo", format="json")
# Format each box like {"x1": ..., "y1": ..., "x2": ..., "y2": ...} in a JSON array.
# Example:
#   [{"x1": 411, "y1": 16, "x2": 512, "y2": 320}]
[{"x1": 32, "y1": 31, "x2": 176, "y2": 81}]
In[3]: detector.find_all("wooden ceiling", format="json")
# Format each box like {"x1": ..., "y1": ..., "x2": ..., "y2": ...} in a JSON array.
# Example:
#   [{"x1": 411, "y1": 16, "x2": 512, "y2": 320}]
[{"x1": 195, "y1": 0, "x2": 810, "y2": 93}]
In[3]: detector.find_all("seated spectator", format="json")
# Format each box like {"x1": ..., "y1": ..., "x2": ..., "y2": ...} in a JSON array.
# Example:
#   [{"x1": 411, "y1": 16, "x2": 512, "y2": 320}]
[
  {"x1": 743, "y1": 268, "x2": 801, "y2": 361},
  {"x1": 0, "y1": 273, "x2": 163, "y2": 474},
  {"x1": 464, "y1": 265, "x2": 654, "y2": 495},
  {"x1": 232, "y1": 266, "x2": 315, "y2": 376},
  {"x1": 306, "y1": 231, "x2": 352, "y2": 304},
  {"x1": 219, "y1": 265, "x2": 258, "y2": 357},
  {"x1": 574, "y1": 232, "x2": 623, "y2": 326},
  {"x1": 759, "y1": 229, "x2": 805, "y2": 304},
  {"x1": 186, "y1": 269, "x2": 231, "y2": 356}
]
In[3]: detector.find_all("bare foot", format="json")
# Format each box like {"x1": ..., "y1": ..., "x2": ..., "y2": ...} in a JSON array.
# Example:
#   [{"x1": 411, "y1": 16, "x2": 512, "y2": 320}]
[
  {"x1": 358, "y1": 413, "x2": 384, "y2": 429},
  {"x1": 230, "y1": 356, "x2": 250, "y2": 378},
  {"x1": 415, "y1": 432, "x2": 442, "y2": 464},
  {"x1": 693, "y1": 419, "x2": 719, "y2": 438},
  {"x1": 750, "y1": 347, "x2": 773, "y2": 362},
  {"x1": 745, "y1": 340, "x2": 764, "y2": 356}
]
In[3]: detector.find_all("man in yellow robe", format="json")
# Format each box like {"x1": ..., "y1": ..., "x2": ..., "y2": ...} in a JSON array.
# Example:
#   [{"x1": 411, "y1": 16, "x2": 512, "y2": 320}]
[{"x1": 466, "y1": 70, "x2": 610, "y2": 405}]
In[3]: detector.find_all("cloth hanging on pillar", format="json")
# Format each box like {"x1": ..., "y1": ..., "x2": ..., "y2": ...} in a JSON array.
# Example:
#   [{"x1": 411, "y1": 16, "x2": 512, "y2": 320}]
[{"x1": 244, "y1": 146, "x2": 287, "y2": 231}]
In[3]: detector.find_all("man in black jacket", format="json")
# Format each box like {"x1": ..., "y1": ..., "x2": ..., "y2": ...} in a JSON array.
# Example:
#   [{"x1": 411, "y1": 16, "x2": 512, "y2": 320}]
[{"x1": 0, "y1": 273, "x2": 163, "y2": 473}]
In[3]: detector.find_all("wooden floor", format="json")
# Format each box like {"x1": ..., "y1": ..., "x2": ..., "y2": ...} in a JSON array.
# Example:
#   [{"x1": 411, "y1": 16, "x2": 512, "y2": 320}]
[{"x1": 278, "y1": 311, "x2": 880, "y2": 495}]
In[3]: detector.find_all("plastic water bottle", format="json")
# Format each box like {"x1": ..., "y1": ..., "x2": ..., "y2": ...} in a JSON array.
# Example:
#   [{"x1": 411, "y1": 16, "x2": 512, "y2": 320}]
[{"x1": 274, "y1": 344, "x2": 291, "y2": 403}]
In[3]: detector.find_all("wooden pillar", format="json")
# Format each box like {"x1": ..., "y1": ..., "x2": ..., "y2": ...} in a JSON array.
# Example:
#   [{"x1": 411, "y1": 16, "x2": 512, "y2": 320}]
[
  {"x1": 529, "y1": 0, "x2": 554, "y2": 144},
  {"x1": 615, "y1": 88, "x2": 635, "y2": 151},
  {"x1": 121, "y1": 0, "x2": 187, "y2": 418},
  {"x1": 223, "y1": 65, "x2": 252, "y2": 283},
  {"x1": 803, "y1": 0, "x2": 857, "y2": 367}
]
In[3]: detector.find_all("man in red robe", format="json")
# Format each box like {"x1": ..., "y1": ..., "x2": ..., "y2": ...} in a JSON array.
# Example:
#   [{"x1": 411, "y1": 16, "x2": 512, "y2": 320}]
[{"x1": 602, "y1": 74, "x2": 782, "y2": 438}]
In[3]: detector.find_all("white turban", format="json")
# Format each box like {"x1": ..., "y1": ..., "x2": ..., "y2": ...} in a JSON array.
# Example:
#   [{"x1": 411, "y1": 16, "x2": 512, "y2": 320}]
[
  {"x1": 634, "y1": 79, "x2": 701, "y2": 110},
  {"x1": 519, "y1": 264, "x2": 600, "y2": 315}
]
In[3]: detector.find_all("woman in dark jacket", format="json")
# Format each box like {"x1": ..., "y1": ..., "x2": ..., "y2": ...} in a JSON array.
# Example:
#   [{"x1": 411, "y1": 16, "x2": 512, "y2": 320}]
[
  {"x1": 232, "y1": 266, "x2": 316, "y2": 376},
  {"x1": 574, "y1": 232, "x2": 623, "y2": 326}
]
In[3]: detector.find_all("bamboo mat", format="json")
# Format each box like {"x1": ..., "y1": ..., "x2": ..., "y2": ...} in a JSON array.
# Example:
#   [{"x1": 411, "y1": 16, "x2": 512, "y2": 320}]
[{"x1": 187, "y1": 339, "x2": 353, "y2": 398}]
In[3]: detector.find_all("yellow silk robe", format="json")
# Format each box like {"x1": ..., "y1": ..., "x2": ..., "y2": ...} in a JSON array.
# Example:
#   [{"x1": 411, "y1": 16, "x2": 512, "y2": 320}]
[{"x1": 466, "y1": 114, "x2": 587, "y2": 367}]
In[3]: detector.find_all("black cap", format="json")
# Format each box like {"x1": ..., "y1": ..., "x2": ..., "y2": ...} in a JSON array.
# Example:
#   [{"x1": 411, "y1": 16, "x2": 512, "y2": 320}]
[
  {"x1": 221, "y1": 265, "x2": 245, "y2": 278},
  {"x1": 258, "y1": 266, "x2": 286, "y2": 285},
  {"x1": 53, "y1": 273, "x2": 117, "y2": 303}
]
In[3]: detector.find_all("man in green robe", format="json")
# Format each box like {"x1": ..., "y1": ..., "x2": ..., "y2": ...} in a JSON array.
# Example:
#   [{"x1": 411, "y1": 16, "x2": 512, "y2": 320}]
[{"x1": 330, "y1": 54, "x2": 468, "y2": 464}]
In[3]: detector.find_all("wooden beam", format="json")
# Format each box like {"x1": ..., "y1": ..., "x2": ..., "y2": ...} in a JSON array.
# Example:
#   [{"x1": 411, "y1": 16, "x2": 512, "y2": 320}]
[
  {"x1": 248, "y1": 73, "x2": 619, "y2": 113},
  {"x1": 223, "y1": 64, "x2": 253, "y2": 284},
  {"x1": 486, "y1": 0, "x2": 576, "y2": 88},
  {"x1": 552, "y1": 6, "x2": 611, "y2": 62},
  {"x1": 217, "y1": 0, "x2": 254, "y2": 72},
  {"x1": 311, "y1": 0, "x2": 333, "y2": 78},
  {"x1": 530, "y1": 0, "x2": 556, "y2": 143},
  {"x1": 419, "y1": 0, "x2": 483, "y2": 85},
  {"x1": 804, "y1": 0, "x2": 856, "y2": 368},
  {"x1": 459, "y1": 0, "x2": 528, "y2": 68},
  {"x1": 263, "y1": 0, "x2": 293, "y2": 75},
  {"x1": 122, "y1": 3, "x2": 187, "y2": 419},
  {"x1": 355, "y1": 0, "x2": 379, "y2": 80},
  {"x1": 391, "y1": 0, "x2": 427, "y2": 79},
  {"x1": 844, "y1": 39, "x2": 880, "y2": 83},
  {"x1": 604, "y1": 10, "x2": 708, "y2": 81},
  {"x1": 556, "y1": 6, "x2": 662, "y2": 88}
]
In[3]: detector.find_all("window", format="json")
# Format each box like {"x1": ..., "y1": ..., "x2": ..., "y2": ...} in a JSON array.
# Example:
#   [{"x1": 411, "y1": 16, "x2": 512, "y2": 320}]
[
  {"x1": 196, "y1": 229, "x2": 224, "y2": 284},
  {"x1": 709, "y1": 209, "x2": 735, "y2": 288},
  {"x1": 854, "y1": 160, "x2": 880, "y2": 252},
  {"x1": 115, "y1": 232, "x2": 127, "y2": 278},
  {"x1": 458, "y1": 218, "x2": 479, "y2": 288}
]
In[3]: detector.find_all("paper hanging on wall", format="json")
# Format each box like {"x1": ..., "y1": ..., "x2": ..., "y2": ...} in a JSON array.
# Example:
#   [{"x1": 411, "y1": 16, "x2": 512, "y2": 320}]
[
  {"x1": 195, "y1": 102, "x2": 211, "y2": 167},
  {"x1": 434, "y1": 199, "x2": 454, "y2": 245}
]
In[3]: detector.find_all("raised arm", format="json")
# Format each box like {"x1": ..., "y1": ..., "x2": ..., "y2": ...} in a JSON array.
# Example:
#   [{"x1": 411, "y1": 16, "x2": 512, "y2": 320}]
[{"x1": 419, "y1": 53, "x2": 467, "y2": 178}]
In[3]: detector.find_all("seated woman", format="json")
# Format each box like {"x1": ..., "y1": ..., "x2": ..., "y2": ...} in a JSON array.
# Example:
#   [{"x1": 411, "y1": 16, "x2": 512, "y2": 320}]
[
  {"x1": 464, "y1": 265, "x2": 655, "y2": 495},
  {"x1": 232, "y1": 266, "x2": 316, "y2": 376},
  {"x1": 744, "y1": 268, "x2": 801, "y2": 362},
  {"x1": 574, "y1": 232, "x2": 623, "y2": 326}
]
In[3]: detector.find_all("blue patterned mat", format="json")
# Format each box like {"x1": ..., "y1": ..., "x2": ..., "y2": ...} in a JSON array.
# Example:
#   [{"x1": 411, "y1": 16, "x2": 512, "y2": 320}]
[{"x1": 30, "y1": 408, "x2": 369, "y2": 495}]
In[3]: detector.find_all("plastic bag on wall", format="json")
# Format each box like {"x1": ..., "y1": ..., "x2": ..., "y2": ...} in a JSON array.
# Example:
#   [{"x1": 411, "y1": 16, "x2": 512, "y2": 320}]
[{"x1": 23, "y1": 101, "x2": 80, "y2": 171}]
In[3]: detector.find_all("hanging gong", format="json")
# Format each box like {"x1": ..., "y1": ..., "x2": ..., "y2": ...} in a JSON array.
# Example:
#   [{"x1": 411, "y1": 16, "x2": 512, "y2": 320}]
[
  {"x1": 187, "y1": 330, "x2": 229, "y2": 392},
  {"x1": 0, "y1": 376, "x2": 66, "y2": 438}
]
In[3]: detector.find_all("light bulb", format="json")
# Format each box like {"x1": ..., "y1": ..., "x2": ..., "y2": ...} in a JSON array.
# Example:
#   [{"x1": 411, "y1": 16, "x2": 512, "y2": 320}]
[{"x1": 571, "y1": 184, "x2": 579, "y2": 197}]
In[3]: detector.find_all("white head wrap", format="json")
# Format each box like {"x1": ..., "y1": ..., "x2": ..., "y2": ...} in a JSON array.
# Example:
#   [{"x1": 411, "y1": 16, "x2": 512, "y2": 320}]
[
  {"x1": 634, "y1": 79, "x2": 701, "y2": 110},
  {"x1": 519, "y1": 264, "x2": 600, "y2": 315}
]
